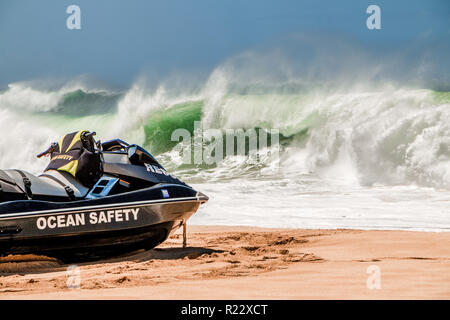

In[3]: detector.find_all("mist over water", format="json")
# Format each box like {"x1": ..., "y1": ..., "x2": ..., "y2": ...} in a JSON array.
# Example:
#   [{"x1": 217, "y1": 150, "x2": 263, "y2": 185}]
[{"x1": 1, "y1": 37, "x2": 449, "y2": 231}]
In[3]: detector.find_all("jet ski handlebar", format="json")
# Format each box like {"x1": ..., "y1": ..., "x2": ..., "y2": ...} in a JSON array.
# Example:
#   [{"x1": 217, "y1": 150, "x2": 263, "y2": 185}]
[
  {"x1": 37, "y1": 142, "x2": 58, "y2": 158},
  {"x1": 81, "y1": 131, "x2": 96, "y2": 141}
]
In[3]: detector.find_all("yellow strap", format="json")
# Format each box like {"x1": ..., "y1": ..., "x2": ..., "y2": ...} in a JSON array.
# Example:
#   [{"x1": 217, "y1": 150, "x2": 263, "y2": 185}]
[
  {"x1": 58, "y1": 135, "x2": 66, "y2": 153},
  {"x1": 57, "y1": 160, "x2": 79, "y2": 177},
  {"x1": 65, "y1": 130, "x2": 88, "y2": 153}
]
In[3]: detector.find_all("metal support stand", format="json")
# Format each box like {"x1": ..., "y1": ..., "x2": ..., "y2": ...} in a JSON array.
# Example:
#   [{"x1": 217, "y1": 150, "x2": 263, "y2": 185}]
[{"x1": 182, "y1": 219, "x2": 187, "y2": 248}]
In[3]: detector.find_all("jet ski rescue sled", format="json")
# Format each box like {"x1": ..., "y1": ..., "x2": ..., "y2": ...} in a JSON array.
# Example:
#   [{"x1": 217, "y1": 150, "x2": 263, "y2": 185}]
[{"x1": 0, "y1": 131, "x2": 208, "y2": 262}]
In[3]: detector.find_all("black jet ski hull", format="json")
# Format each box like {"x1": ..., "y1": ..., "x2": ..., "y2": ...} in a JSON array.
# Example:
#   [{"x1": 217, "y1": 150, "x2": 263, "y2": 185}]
[{"x1": 0, "y1": 184, "x2": 208, "y2": 262}]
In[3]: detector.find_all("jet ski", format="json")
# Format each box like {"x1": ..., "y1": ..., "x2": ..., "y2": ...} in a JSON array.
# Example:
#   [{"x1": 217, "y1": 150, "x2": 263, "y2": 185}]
[{"x1": 0, "y1": 131, "x2": 208, "y2": 262}]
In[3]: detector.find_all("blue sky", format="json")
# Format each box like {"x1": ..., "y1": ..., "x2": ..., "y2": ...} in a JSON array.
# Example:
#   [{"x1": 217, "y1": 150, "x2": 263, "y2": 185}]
[{"x1": 0, "y1": 0, "x2": 448, "y2": 87}]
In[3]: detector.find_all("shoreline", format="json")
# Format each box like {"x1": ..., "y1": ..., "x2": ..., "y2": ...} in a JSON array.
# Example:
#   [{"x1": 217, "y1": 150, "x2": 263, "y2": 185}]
[{"x1": 0, "y1": 225, "x2": 449, "y2": 299}]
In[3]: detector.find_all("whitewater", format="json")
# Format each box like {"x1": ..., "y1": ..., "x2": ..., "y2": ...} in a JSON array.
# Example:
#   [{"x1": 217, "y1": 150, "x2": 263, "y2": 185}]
[{"x1": 0, "y1": 68, "x2": 449, "y2": 231}]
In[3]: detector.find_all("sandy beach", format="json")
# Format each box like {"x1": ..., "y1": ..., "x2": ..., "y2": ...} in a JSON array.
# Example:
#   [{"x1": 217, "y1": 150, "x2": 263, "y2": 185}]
[{"x1": 0, "y1": 226, "x2": 449, "y2": 300}]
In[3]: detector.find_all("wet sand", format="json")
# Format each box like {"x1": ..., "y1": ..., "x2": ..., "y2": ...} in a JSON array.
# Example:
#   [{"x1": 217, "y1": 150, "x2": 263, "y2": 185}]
[{"x1": 0, "y1": 226, "x2": 449, "y2": 299}]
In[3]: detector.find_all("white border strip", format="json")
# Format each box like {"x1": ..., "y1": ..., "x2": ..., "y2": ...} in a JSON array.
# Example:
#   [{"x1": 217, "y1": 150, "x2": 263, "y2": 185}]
[{"x1": 0, "y1": 196, "x2": 199, "y2": 220}]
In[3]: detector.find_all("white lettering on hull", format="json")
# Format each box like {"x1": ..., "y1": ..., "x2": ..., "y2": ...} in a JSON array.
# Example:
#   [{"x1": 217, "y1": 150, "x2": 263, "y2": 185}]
[{"x1": 36, "y1": 208, "x2": 140, "y2": 230}]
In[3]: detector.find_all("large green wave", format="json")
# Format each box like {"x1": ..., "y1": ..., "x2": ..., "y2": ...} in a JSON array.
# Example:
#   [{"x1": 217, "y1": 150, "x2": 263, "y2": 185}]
[
  {"x1": 143, "y1": 100, "x2": 204, "y2": 154},
  {"x1": 142, "y1": 98, "x2": 313, "y2": 155},
  {"x1": 11, "y1": 87, "x2": 450, "y2": 159}
]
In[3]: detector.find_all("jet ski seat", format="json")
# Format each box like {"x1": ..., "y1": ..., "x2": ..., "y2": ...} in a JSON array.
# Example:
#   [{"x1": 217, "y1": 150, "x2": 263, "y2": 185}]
[
  {"x1": 0, "y1": 169, "x2": 89, "y2": 202},
  {"x1": 40, "y1": 170, "x2": 90, "y2": 198}
]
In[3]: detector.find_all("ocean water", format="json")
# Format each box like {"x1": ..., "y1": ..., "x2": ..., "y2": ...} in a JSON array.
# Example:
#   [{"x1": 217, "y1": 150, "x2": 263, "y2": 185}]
[{"x1": 0, "y1": 71, "x2": 449, "y2": 231}]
